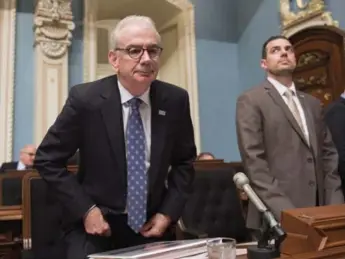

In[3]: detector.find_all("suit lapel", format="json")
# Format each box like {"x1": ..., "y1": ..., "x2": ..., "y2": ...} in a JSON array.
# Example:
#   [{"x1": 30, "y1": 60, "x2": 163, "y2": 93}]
[
  {"x1": 264, "y1": 81, "x2": 310, "y2": 148},
  {"x1": 148, "y1": 81, "x2": 168, "y2": 189},
  {"x1": 100, "y1": 76, "x2": 126, "y2": 186},
  {"x1": 297, "y1": 93, "x2": 318, "y2": 156}
]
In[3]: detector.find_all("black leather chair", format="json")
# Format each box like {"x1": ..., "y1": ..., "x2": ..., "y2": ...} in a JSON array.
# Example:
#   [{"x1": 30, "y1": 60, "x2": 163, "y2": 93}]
[
  {"x1": 0, "y1": 171, "x2": 28, "y2": 207},
  {"x1": 22, "y1": 172, "x2": 66, "y2": 259},
  {"x1": 178, "y1": 165, "x2": 249, "y2": 242}
]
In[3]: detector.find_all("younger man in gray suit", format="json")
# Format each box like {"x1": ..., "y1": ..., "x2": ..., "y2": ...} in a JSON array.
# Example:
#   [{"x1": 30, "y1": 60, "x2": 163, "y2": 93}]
[{"x1": 236, "y1": 35, "x2": 344, "y2": 231}]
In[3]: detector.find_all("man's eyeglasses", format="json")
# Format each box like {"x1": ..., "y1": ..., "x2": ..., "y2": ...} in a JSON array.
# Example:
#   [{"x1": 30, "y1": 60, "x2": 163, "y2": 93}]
[
  {"x1": 115, "y1": 46, "x2": 163, "y2": 60},
  {"x1": 24, "y1": 152, "x2": 35, "y2": 156}
]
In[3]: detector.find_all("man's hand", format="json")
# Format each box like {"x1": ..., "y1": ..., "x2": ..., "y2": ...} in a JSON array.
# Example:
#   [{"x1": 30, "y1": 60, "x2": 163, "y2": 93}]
[
  {"x1": 140, "y1": 213, "x2": 171, "y2": 237},
  {"x1": 84, "y1": 206, "x2": 111, "y2": 236}
]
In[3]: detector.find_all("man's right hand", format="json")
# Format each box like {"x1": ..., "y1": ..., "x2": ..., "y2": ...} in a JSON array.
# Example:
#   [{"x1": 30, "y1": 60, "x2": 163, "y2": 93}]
[{"x1": 84, "y1": 206, "x2": 111, "y2": 236}]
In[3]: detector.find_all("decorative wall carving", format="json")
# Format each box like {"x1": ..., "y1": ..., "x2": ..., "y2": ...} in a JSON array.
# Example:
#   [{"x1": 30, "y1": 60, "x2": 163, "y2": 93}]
[
  {"x1": 308, "y1": 88, "x2": 331, "y2": 107},
  {"x1": 280, "y1": 0, "x2": 338, "y2": 37},
  {"x1": 33, "y1": 0, "x2": 74, "y2": 145},
  {"x1": 295, "y1": 0, "x2": 309, "y2": 9},
  {"x1": 295, "y1": 73, "x2": 327, "y2": 86},
  {"x1": 34, "y1": 0, "x2": 74, "y2": 59},
  {"x1": 296, "y1": 51, "x2": 328, "y2": 68},
  {"x1": 0, "y1": 0, "x2": 16, "y2": 163}
]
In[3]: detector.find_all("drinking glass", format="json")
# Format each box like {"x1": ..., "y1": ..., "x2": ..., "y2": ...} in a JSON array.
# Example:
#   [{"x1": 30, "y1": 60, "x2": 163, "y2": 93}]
[{"x1": 206, "y1": 238, "x2": 236, "y2": 259}]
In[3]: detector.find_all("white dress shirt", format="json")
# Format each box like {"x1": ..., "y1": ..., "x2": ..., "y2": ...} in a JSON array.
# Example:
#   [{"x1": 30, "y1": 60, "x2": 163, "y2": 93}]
[
  {"x1": 267, "y1": 77, "x2": 309, "y2": 142},
  {"x1": 17, "y1": 161, "x2": 26, "y2": 170},
  {"x1": 118, "y1": 81, "x2": 151, "y2": 172}
]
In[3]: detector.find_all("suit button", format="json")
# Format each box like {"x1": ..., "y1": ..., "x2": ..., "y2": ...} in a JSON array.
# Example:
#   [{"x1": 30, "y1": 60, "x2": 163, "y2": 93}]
[
  {"x1": 307, "y1": 157, "x2": 313, "y2": 163},
  {"x1": 309, "y1": 181, "x2": 315, "y2": 187}
]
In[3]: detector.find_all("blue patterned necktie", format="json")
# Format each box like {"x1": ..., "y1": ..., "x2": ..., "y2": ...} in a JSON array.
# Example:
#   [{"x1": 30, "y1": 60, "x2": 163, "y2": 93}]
[{"x1": 126, "y1": 98, "x2": 147, "y2": 232}]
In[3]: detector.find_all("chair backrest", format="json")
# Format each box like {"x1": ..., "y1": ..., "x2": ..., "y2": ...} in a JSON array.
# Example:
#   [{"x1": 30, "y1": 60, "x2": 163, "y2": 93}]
[
  {"x1": 181, "y1": 165, "x2": 248, "y2": 242},
  {"x1": 0, "y1": 170, "x2": 28, "y2": 208},
  {"x1": 228, "y1": 162, "x2": 244, "y2": 174},
  {"x1": 22, "y1": 172, "x2": 65, "y2": 259}
]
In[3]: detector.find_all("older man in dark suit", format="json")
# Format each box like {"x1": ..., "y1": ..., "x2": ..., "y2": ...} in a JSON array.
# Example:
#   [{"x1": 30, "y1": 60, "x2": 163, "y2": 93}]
[
  {"x1": 0, "y1": 144, "x2": 36, "y2": 173},
  {"x1": 236, "y1": 35, "x2": 343, "y2": 232},
  {"x1": 34, "y1": 15, "x2": 196, "y2": 259}
]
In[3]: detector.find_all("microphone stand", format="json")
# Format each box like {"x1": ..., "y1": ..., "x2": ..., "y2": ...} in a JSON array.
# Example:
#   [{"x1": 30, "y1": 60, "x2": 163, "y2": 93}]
[{"x1": 247, "y1": 211, "x2": 286, "y2": 259}]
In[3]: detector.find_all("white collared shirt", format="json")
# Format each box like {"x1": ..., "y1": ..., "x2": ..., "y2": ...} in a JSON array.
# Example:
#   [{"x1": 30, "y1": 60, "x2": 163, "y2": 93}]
[
  {"x1": 267, "y1": 77, "x2": 309, "y2": 142},
  {"x1": 118, "y1": 81, "x2": 151, "y2": 172},
  {"x1": 17, "y1": 161, "x2": 26, "y2": 170}
]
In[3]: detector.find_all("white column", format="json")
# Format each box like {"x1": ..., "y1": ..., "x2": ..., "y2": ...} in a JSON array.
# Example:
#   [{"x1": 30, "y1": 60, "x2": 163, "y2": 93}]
[
  {"x1": 83, "y1": 0, "x2": 98, "y2": 82},
  {"x1": 0, "y1": 0, "x2": 16, "y2": 163},
  {"x1": 33, "y1": 0, "x2": 75, "y2": 145}
]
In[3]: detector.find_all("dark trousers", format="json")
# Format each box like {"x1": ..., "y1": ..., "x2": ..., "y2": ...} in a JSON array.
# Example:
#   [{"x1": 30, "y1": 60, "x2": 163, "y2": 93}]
[{"x1": 64, "y1": 214, "x2": 175, "y2": 259}]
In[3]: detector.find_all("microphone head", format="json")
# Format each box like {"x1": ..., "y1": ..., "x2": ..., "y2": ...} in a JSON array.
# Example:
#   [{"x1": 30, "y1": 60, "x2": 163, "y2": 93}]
[{"x1": 233, "y1": 172, "x2": 249, "y2": 189}]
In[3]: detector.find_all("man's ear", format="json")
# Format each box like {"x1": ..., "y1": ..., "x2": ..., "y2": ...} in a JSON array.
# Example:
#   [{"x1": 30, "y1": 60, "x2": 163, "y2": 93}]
[
  {"x1": 108, "y1": 50, "x2": 119, "y2": 71},
  {"x1": 260, "y1": 59, "x2": 267, "y2": 70}
]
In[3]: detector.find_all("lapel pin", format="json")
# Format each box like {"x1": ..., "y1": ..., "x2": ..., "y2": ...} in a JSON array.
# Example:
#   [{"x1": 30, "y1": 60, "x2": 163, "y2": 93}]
[{"x1": 158, "y1": 110, "x2": 166, "y2": 116}]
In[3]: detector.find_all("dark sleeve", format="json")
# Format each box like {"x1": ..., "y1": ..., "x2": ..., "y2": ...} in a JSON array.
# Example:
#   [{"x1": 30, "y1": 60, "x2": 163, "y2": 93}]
[
  {"x1": 0, "y1": 162, "x2": 13, "y2": 173},
  {"x1": 158, "y1": 92, "x2": 197, "y2": 222},
  {"x1": 324, "y1": 104, "x2": 345, "y2": 194},
  {"x1": 34, "y1": 87, "x2": 95, "y2": 222}
]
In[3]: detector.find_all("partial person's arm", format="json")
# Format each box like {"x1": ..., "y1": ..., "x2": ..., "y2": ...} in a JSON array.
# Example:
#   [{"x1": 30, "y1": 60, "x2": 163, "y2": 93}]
[
  {"x1": 236, "y1": 94, "x2": 295, "y2": 221},
  {"x1": 158, "y1": 92, "x2": 197, "y2": 222},
  {"x1": 324, "y1": 104, "x2": 345, "y2": 187},
  {"x1": 34, "y1": 86, "x2": 95, "y2": 223},
  {"x1": 321, "y1": 104, "x2": 345, "y2": 204}
]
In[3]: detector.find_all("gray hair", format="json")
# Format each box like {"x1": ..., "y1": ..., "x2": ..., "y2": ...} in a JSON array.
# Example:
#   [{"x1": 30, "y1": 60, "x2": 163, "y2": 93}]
[{"x1": 110, "y1": 15, "x2": 161, "y2": 50}]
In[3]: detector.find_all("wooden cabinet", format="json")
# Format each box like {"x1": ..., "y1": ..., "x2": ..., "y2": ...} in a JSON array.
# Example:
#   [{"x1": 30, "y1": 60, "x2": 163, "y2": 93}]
[{"x1": 290, "y1": 26, "x2": 345, "y2": 107}]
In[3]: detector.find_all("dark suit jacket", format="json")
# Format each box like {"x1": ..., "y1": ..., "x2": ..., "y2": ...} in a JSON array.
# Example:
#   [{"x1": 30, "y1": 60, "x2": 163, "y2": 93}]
[
  {"x1": 236, "y1": 81, "x2": 344, "y2": 229},
  {"x1": 34, "y1": 75, "x2": 196, "y2": 225},
  {"x1": 0, "y1": 162, "x2": 18, "y2": 173},
  {"x1": 67, "y1": 151, "x2": 79, "y2": 165},
  {"x1": 324, "y1": 97, "x2": 345, "y2": 195}
]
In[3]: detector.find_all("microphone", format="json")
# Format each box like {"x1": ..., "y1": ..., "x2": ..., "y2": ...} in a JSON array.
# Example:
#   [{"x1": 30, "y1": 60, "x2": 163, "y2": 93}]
[
  {"x1": 233, "y1": 172, "x2": 279, "y2": 229},
  {"x1": 233, "y1": 172, "x2": 286, "y2": 251}
]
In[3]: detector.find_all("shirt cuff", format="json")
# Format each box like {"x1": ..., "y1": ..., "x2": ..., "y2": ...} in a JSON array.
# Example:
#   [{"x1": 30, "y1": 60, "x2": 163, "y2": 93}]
[{"x1": 83, "y1": 204, "x2": 96, "y2": 220}]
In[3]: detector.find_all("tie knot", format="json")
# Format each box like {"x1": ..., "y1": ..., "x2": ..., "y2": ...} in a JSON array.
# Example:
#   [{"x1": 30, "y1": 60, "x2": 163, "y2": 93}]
[
  {"x1": 284, "y1": 88, "x2": 295, "y2": 97},
  {"x1": 127, "y1": 98, "x2": 142, "y2": 110}
]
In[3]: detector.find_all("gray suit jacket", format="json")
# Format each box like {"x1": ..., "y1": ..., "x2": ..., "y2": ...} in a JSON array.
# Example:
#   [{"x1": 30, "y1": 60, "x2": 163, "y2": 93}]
[{"x1": 236, "y1": 80, "x2": 344, "y2": 230}]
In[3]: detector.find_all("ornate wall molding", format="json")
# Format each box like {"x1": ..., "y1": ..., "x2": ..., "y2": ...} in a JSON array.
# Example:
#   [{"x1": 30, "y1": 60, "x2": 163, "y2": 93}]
[
  {"x1": 0, "y1": 0, "x2": 16, "y2": 163},
  {"x1": 33, "y1": 0, "x2": 74, "y2": 145},
  {"x1": 83, "y1": 0, "x2": 201, "y2": 151},
  {"x1": 280, "y1": 0, "x2": 338, "y2": 37},
  {"x1": 296, "y1": 51, "x2": 328, "y2": 68},
  {"x1": 34, "y1": 0, "x2": 74, "y2": 58}
]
